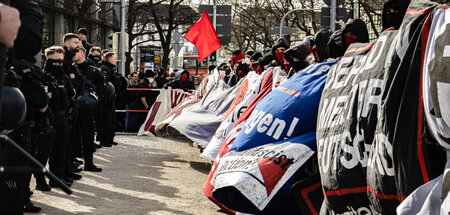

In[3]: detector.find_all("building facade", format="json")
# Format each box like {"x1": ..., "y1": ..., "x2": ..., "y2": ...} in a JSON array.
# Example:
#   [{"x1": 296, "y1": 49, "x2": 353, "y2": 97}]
[{"x1": 35, "y1": 0, "x2": 120, "y2": 65}]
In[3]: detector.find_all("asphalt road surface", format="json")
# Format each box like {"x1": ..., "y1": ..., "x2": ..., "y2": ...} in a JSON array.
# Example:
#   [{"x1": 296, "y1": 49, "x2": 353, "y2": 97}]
[{"x1": 28, "y1": 135, "x2": 223, "y2": 215}]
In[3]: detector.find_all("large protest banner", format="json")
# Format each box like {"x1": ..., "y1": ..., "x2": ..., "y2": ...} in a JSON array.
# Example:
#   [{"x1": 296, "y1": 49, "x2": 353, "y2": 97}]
[
  {"x1": 138, "y1": 89, "x2": 191, "y2": 136},
  {"x1": 203, "y1": 67, "x2": 278, "y2": 214},
  {"x1": 317, "y1": 0, "x2": 438, "y2": 213},
  {"x1": 397, "y1": 7, "x2": 450, "y2": 215},
  {"x1": 155, "y1": 70, "x2": 219, "y2": 136},
  {"x1": 209, "y1": 59, "x2": 339, "y2": 213},
  {"x1": 202, "y1": 72, "x2": 263, "y2": 161},
  {"x1": 212, "y1": 132, "x2": 317, "y2": 212},
  {"x1": 367, "y1": 1, "x2": 439, "y2": 213},
  {"x1": 165, "y1": 79, "x2": 239, "y2": 147}
]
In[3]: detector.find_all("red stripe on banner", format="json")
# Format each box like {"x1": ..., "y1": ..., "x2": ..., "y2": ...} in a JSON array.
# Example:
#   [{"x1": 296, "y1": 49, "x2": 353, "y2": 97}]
[
  {"x1": 144, "y1": 102, "x2": 161, "y2": 132},
  {"x1": 366, "y1": 186, "x2": 406, "y2": 201},
  {"x1": 115, "y1": 110, "x2": 150, "y2": 113},
  {"x1": 417, "y1": 13, "x2": 433, "y2": 184},
  {"x1": 323, "y1": 186, "x2": 406, "y2": 201},
  {"x1": 344, "y1": 44, "x2": 374, "y2": 55},
  {"x1": 127, "y1": 88, "x2": 194, "y2": 93},
  {"x1": 300, "y1": 182, "x2": 322, "y2": 215},
  {"x1": 406, "y1": 8, "x2": 432, "y2": 15},
  {"x1": 277, "y1": 87, "x2": 300, "y2": 97},
  {"x1": 127, "y1": 88, "x2": 158, "y2": 91},
  {"x1": 323, "y1": 186, "x2": 367, "y2": 197}
]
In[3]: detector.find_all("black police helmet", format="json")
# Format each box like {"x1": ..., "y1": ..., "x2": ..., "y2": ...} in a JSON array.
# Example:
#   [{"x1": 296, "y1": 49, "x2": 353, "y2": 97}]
[
  {"x1": 105, "y1": 82, "x2": 115, "y2": 98},
  {"x1": 77, "y1": 92, "x2": 97, "y2": 111},
  {"x1": 0, "y1": 86, "x2": 27, "y2": 131}
]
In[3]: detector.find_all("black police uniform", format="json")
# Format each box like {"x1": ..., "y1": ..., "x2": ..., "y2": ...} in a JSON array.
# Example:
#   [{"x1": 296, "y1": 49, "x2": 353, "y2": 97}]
[
  {"x1": 88, "y1": 54, "x2": 102, "y2": 68},
  {"x1": 63, "y1": 47, "x2": 84, "y2": 170},
  {"x1": 76, "y1": 60, "x2": 106, "y2": 170},
  {"x1": 0, "y1": 0, "x2": 45, "y2": 212},
  {"x1": 1, "y1": 59, "x2": 48, "y2": 213},
  {"x1": 39, "y1": 59, "x2": 75, "y2": 187},
  {"x1": 97, "y1": 62, "x2": 121, "y2": 146}
]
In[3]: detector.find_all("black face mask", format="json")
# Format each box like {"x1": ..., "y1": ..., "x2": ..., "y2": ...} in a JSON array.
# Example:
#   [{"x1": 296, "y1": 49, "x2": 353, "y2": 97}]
[
  {"x1": 45, "y1": 59, "x2": 64, "y2": 75},
  {"x1": 383, "y1": 12, "x2": 402, "y2": 30},
  {"x1": 290, "y1": 61, "x2": 308, "y2": 72},
  {"x1": 88, "y1": 54, "x2": 101, "y2": 63}
]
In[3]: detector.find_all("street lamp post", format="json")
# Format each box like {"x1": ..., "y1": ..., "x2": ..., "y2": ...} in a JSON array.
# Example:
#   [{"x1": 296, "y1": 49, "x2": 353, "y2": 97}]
[
  {"x1": 120, "y1": 0, "x2": 126, "y2": 76},
  {"x1": 279, "y1": 8, "x2": 320, "y2": 38}
]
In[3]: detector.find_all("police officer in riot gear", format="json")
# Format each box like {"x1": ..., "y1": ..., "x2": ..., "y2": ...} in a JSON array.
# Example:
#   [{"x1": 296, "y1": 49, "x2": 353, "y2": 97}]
[
  {"x1": 36, "y1": 46, "x2": 79, "y2": 190},
  {"x1": 0, "y1": 0, "x2": 46, "y2": 212},
  {"x1": 62, "y1": 33, "x2": 85, "y2": 173},
  {"x1": 88, "y1": 46, "x2": 103, "y2": 68},
  {"x1": 73, "y1": 47, "x2": 106, "y2": 172},
  {"x1": 97, "y1": 52, "x2": 121, "y2": 147}
]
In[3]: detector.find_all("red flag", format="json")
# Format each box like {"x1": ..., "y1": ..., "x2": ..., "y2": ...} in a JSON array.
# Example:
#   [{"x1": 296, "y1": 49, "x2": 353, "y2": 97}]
[{"x1": 184, "y1": 11, "x2": 222, "y2": 64}]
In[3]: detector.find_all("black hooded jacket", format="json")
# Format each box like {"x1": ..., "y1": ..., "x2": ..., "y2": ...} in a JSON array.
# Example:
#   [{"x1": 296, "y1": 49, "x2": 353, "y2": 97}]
[
  {"x1": 271, "y1": 38, "x2": 290, "y2": 56},
  {"x1": 164, "y1": 70, "x2": 195, "y2": 91},
  {"x1": 341, "y1": 19, "x2": 369, "y2": 50},
  {"x1": 313, "y1": 29, "x2": 332, "y2": 62},
  {"x1": 259, "y1": 53, "x2": 275, "y2": 70},
  {"x1": 382, "y1": 0, "x2": 411, "y2": 30},
  {"x1": 326, "y1": 30, "x2": 345, "y2": 59}
]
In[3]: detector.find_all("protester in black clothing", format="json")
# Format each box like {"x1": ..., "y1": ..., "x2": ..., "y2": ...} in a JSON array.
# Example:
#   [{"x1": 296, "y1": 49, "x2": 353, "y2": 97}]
[
  {"x1": 271, "y1": 38, "x2": 290, "y2": 67},
  {"x1": 78, "y1": 28, "x2": 93, "y2": 55},
  {"x1": 134, "y1": 70, "x2": 159, "y2": 131},
  {"x1": 283, "y1": 45, "x2": 314, "y2": 77},
  {"x1": 341, "y1": 19, "x2": 370, "y2": 51},
  {"x1": 250, "y1": 52, "x2": 263, "y2": 72},
  {"x1": 312, "y1": 29, "x2": 332, "y2": 62},
  {"x1": 125, "y1": 72, "x2": 139, "y2": 132},
  {"x1": 164, "y1": 69, "x2": 195, "y2": 91},
  {"x1": 97, "y1": 52, "x2": 120, "y2": 147},
  {"x1": 382, "y1": 0, "x2": 411, "y2": 31},
  {"x1": 155, "y1": 68, "x2": 168, "y2": 88},
  {"x1": 88, "y1": 46, "x2": 103, "y2": 68},
  {"x1": 259, "y1": 53, "x2": 275, "y2": 73},
  {"x1": 325, "y1": 30, "x2": 345, "y2": 59},
  {"x1": 73, "y1": 47, "x2": 105, "y2": 172},
  {"x1": 208, "y1": 65, "x2": 217, "y2": 74},
  {"x1": 228, "y1": 63, "x2": 250, "y2": 87}
]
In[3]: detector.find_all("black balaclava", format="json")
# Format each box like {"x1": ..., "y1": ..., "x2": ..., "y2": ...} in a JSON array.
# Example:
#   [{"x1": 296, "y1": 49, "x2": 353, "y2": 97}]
[
  {"x1": 88, "y1": 54, "x2": 102, "y2": 66},
  {"x1": 341, "y1": 19, "x2": 369, "y2": 50},
  {"x1": 44, "y1": 59, "x2": 64, "y2": 76},
  {"x1": 326, "y1": 30, "x2": 345, "y2": 59},
  {"x1": 313, "y1": 29, "x2": 333, "y2": 62},
  {"x1": 284, "y1": 45, "x2": 311, "y2": 72},
  {"x1": 382, "y1": 0, "x2": 411, "y2": 30}
]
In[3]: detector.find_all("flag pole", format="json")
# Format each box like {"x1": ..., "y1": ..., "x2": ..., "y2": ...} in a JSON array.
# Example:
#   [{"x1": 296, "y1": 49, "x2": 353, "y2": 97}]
[{"x1": 219, "y1": 47, "x2": 234, "y2": 74}]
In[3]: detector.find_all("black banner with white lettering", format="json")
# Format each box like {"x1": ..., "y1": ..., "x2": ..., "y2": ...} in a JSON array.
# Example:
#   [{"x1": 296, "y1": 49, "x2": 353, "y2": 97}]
[
  {"x1": 367, "y1": 1, "x2": 437, "y2": 213},
  {"x1": 317, "y1": 0, "x2": 438, "y2": 213}
]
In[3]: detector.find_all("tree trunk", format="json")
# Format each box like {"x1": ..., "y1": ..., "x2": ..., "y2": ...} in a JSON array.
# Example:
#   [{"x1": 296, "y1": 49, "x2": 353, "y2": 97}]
[{"x1": 161, "y1": 41, "x2": 171, "y2": 69}]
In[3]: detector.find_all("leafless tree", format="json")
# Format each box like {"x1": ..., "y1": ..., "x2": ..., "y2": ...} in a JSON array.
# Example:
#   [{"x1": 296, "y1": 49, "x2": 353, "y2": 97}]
[{"x1": 135, "y1": 0, "x2": 198, "y2": 70}]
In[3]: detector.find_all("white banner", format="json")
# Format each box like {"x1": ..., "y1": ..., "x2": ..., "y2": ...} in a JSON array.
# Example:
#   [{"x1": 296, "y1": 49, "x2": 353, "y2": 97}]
[{"x1": 202, "y1": 72, "x2": 262, "y2": 161}]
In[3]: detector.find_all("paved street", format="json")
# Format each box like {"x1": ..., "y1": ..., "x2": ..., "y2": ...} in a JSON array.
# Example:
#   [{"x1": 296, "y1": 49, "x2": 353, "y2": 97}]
[{"x1": 29, "y1": 135, "x2": 222, "y2": 215}]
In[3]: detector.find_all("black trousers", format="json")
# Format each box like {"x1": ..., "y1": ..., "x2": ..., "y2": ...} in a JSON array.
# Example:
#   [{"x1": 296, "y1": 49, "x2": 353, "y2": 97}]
[
  {"x1": 0, "y1": 123, "x2": 33, "y2": 213},
  {"x1": 79, "y1": 109, "x2": 95, "y2": 165},
  {"x1": 33, "y1": 126, "x2": 55, "y2": 183},
  {"x1": 96, "y1": 95, "x2": 116, "y2": 143},
  {"x1": 48, "y1": 111, "x2": 68, "y2": 179}
]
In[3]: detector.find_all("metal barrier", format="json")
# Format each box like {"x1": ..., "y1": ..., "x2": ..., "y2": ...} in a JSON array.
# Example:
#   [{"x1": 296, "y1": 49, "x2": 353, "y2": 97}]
[{"x1": 114, "y1": 88, "x2": 193, "y2": 113}]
